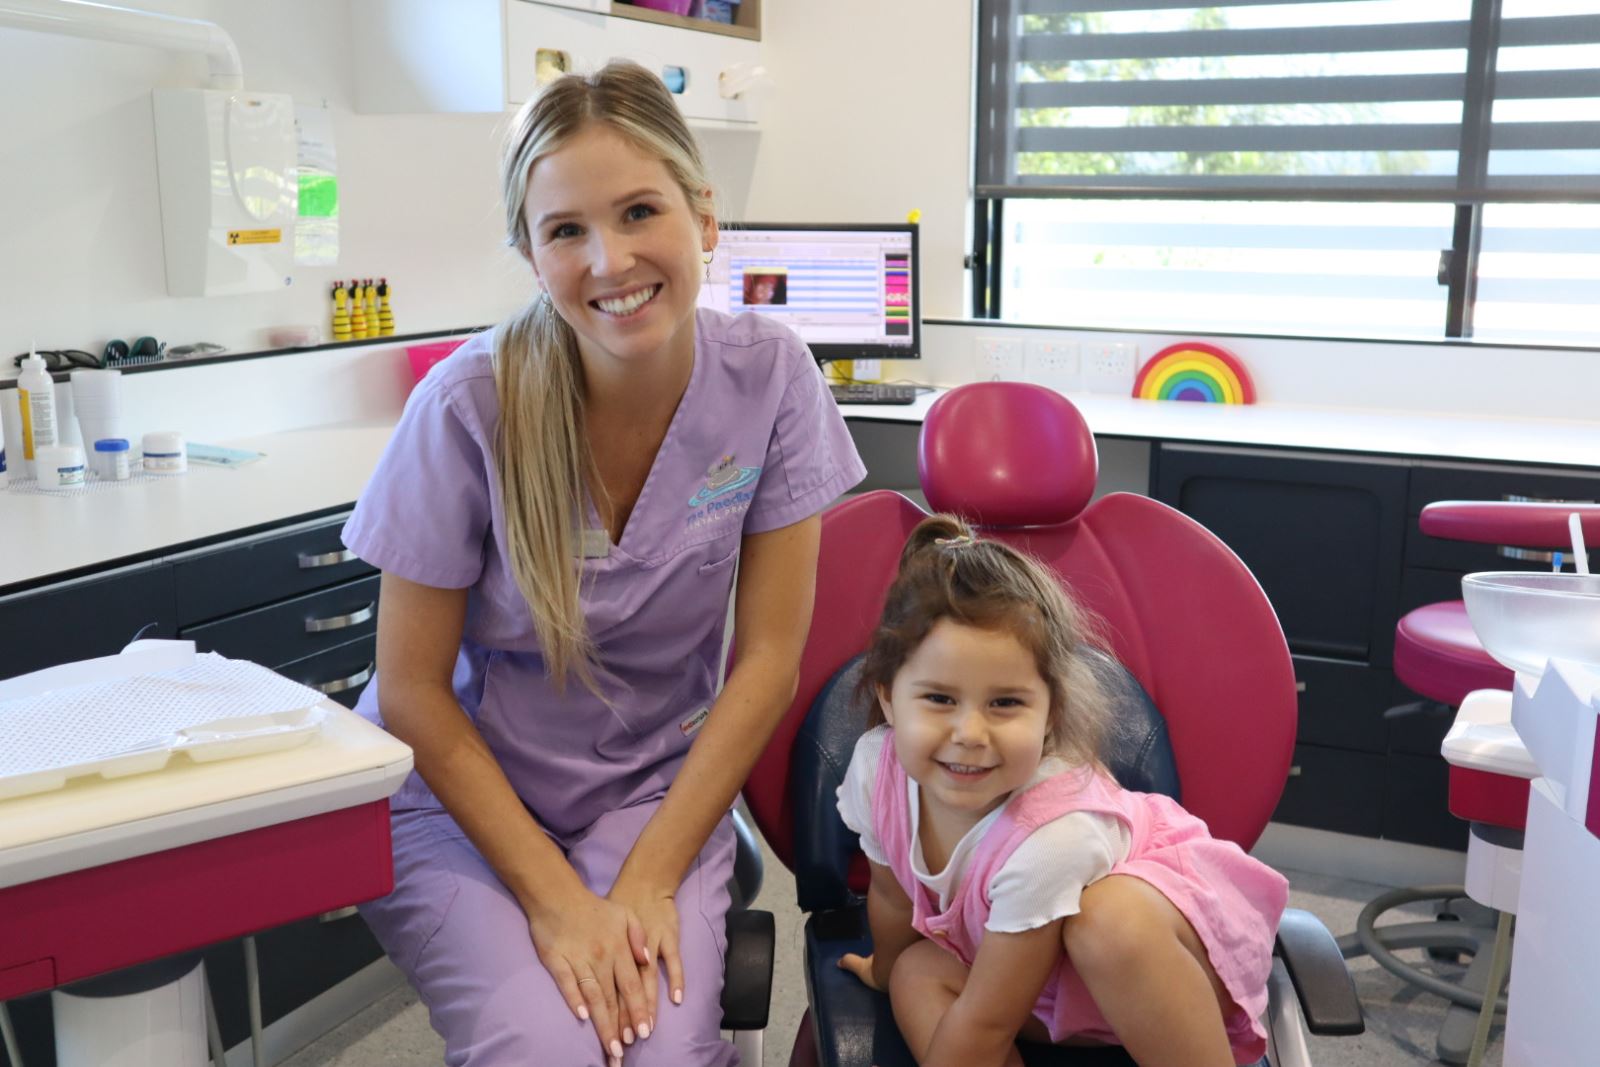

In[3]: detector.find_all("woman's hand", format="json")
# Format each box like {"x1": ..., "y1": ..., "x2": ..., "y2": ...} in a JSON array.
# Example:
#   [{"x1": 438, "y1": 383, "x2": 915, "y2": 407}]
[
  {"x1": 838, "y1": 951, "x2": 885, "y2": 992},
  {"x1": 525, "y1": 883, "x2": 654, "y2": 1067},
  {"x1": 608, "y1": 874, "x2": 685, "y2": 1029}
]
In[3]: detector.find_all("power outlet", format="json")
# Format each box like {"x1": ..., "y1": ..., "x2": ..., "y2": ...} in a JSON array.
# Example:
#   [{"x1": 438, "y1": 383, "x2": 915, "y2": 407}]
[
  {"x1": 1024, "y1": 340, "x2": 1079, "y2": 392},
  {"x1": 975, "y1": 337, "x2": 1025, "y2": 381},
  {"x1": 1083, "y1": 341, "x2": 1138, "y2": 394}
]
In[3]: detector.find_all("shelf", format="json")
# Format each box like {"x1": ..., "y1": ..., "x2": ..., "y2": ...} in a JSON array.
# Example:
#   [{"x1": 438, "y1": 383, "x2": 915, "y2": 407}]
[{"x1": 607, "y1": 0, "x2": 760, "y2": 41}]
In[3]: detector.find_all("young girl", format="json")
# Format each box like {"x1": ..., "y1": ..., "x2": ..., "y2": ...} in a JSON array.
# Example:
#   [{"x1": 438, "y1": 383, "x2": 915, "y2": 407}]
[{"x1": 836, "y1": 515, "x2": 1289, "y2": 1067}]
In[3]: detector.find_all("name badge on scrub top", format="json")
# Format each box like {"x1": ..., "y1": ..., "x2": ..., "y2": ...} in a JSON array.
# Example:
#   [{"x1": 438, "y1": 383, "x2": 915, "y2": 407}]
[{"x1": 579, "y1": 528, "x2": 610, "y2": 559}]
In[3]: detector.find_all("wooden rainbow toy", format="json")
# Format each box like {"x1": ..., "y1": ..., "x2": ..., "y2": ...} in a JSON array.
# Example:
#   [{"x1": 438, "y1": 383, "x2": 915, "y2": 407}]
[{"x1": 1132, "y1": 341, "x2": 1255, "y2": 404}]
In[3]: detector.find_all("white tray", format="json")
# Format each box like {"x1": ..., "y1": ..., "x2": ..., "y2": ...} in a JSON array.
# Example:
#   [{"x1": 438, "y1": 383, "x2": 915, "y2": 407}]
[{"x1": 0, "y1": 641, "x2": 328, "y2": 801}]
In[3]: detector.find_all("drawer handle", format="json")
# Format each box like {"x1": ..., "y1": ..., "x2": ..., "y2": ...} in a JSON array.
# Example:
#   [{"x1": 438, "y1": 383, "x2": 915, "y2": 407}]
[
  {"x1": 305, "y1": 602, "x2": 375, "y2": 633},
  {"x1": 1288, "y1": 765, "x2": 1303, "y2": 777},
  {"x1": 311, "y1": 662, "x2": 374, "y2": 695},
  {"x1": 1496, "y1": 545, "x2": 1557, "y2": 563},
  {"x1": 1295, "y1": 681, "x2": 1307, "y2": 693},
  {"x1": 298, "y1": 548, "x2": 356, "y2": 569}
]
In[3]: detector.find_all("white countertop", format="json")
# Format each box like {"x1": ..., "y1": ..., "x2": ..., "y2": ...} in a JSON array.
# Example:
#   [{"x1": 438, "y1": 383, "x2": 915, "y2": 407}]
[
  {"x1": 4, "y1": 396, "x2": 1597, "y2": 593},
  {"x1": 2, "y1": 422, "x2": 395, "y2": 592}
]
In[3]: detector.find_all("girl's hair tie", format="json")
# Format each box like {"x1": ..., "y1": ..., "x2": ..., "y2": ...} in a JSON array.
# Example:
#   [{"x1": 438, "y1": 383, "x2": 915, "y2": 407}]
[{"x1": 935, "y1": 534, "x2": 976, "y2": 547}]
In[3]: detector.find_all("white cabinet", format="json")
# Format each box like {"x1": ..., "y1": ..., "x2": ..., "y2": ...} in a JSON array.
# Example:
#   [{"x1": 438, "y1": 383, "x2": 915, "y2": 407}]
[{"x1": 351, "y1": 0, "x2": 763, "y2": 128}]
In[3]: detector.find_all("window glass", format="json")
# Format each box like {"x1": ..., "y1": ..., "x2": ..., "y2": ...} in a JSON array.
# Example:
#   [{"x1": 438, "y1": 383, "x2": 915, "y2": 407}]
[{"x1": 1002, "y1": 199, "x2": 1453, "y2": 339}]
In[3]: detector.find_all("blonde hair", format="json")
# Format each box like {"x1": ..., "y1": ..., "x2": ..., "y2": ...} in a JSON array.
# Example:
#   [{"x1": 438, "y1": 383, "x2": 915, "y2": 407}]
[
  {"x1": 859, "y1": 514, "x2": 1113, "y2": 769},
  {"x1": 494, "y1": 61, "x2": 715, "y2": 691}
]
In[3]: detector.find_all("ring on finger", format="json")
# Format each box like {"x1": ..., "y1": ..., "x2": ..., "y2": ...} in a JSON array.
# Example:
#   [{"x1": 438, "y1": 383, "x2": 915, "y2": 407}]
[{"x1": 577, "y1": 977, "x2": 600, "y2": 987}]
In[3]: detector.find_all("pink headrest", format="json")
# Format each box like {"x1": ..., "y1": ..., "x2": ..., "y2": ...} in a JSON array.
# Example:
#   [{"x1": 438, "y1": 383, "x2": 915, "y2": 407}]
[{"x1": 919, "y1": 382, "x2": 1098, "y2": 528}]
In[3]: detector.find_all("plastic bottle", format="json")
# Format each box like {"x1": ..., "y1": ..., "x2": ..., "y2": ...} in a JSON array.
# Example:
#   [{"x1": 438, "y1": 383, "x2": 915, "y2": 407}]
[{"x1": 17, "y1": 347, "x2": 58, "y2": 479}]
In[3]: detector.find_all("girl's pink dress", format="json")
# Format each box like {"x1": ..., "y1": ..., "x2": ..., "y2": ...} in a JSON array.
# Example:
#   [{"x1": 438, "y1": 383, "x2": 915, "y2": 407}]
[{"x1": 871, "y1": 731, "x2": 1289, "y2": 1064}]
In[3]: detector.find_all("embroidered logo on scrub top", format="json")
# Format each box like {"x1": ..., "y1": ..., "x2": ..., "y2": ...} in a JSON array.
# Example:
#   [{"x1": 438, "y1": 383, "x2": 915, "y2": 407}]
[{"x1": 686, "y1": 454, "x2": 760, "y2": 531}]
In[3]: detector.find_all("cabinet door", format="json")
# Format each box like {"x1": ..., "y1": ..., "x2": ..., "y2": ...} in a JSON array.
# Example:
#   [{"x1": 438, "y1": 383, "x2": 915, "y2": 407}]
[
  {"x1": 1273, "y1": 744, "x2": 1385, "y2": 838},
  {"x1": 180, "y1": 575, "x2": 380, "y2": 670},
  {"x1": 1384, "y1": 754, "x2": 1467, "y2": 850},
  {"x1": 1292, "y1": 655, "x2": 1393, "y2": 754},
  {"x1": 1154, "y1": 445, "x2": 1409, "y2": 666},
  {"x1": 173, "y1": 515, "x2": 374, "y2": 628},
  {"x1": 505, "y1": 0, "x2": 762, "y2": 124},
  {"x1": 279, "y1": 636, "x2": 378, "y2": 710},
  {"x1": 0, "y1": 564, "x2": 176, "y2": 678}
]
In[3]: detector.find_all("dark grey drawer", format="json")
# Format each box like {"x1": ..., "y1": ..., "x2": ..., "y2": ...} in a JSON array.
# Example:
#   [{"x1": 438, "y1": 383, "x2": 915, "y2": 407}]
[
  {"x1": 1384, "y1": 754, "x2": 1466, "y2": 850},
  {"x1": 1292, "y1": 656, "x2": 1393, "y2": 755},
  {"x1": 1273, "y1": 744, "x2": 1385, "y2": 838},
  {"x1": 0, "y1": 565, "x2": 176, "y2": 678},
  {"x1": 277, "y1": 637, "x2": 376, "y2": 710},
  {"x1": 174, "y1": 516, "x2": 374, "y2": 626},
  {"x1": 180, "y1": 575, "x2": 379, "y2": 669}
]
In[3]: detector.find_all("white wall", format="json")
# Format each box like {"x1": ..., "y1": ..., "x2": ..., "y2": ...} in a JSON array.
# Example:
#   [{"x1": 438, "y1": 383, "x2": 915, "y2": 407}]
[
  {"x1": 0, "y1": 0, "x2": 762, "y2": 374},
  {"x1": 749, "y1": 0, "x2": 974, "y2": 319}
]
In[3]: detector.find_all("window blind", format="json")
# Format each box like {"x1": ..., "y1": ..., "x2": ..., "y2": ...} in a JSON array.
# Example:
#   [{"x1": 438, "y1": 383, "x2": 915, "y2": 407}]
[{"x1": 975, "y1": 0, "x2": 1600, "y2": 203}]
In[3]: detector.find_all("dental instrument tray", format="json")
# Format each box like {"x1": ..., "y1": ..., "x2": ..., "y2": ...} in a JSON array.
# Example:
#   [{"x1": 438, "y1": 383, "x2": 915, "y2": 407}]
[{"x1": 0, "y1": 643, "x2": 329, "y2": 802}]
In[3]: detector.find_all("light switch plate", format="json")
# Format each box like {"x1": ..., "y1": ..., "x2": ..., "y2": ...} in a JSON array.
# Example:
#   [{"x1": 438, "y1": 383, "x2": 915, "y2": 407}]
[
  {"x1": 975, "y1": 337, "x2": 1025, "y2": 381},
  {"x1": 1083, "y1": 341, "x2": 1138, "y2": 394},
  {"x1": 1024, "y1": 340, "x2": 1080, "y2": 392}
]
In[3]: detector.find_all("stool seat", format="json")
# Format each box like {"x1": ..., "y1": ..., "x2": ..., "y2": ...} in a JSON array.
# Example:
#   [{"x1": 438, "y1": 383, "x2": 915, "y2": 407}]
[{"x1": 1395, "y1": 601, "x2": 1513, "y2": 708}]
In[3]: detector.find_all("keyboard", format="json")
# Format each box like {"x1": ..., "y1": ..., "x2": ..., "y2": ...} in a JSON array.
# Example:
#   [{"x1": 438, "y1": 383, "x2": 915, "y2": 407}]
[{"x1": 829, "y1": 382, "x2": 919, "y2": 406}]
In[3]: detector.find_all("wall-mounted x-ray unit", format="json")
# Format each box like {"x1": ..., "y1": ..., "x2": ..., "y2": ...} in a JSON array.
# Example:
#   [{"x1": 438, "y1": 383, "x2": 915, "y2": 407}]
[{"x1": 152, "y1": 89, "x2": 298, "y2": 297}]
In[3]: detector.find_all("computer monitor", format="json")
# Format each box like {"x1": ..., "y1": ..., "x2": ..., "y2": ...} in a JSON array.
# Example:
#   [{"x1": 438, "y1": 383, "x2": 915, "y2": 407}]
[{"x1": 697, "y1": 222, "x2": 919, "y2": 364}]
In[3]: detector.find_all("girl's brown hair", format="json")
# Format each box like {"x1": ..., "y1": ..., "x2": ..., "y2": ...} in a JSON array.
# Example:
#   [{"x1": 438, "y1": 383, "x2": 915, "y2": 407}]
[{"x1": 859, "y1": 514, "x2": 1113, "y2": 768}]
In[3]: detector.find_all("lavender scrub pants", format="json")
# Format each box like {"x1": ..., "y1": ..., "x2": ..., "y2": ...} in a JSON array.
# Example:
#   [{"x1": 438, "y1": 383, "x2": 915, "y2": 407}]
[{"x1": 360, "y1": 800, "x2": 740, "y2": 1066}]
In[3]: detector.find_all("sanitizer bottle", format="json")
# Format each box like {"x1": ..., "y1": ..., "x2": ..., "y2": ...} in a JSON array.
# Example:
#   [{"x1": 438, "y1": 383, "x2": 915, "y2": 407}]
[{"x1": 17, "y1": 347, "x2": 58, "y2": 480}]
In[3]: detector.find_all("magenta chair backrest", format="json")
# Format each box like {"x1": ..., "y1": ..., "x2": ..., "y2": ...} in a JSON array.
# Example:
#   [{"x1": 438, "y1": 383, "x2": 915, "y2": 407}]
[{"x1": 743, "y1": 383, "x2": 1297, "y2": 869}]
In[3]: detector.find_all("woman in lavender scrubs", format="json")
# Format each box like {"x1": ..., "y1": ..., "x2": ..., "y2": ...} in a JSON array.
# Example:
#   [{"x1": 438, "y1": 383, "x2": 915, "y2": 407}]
[{"x1": 341, "y1": 62, "x2": 865, "y2": 1066}]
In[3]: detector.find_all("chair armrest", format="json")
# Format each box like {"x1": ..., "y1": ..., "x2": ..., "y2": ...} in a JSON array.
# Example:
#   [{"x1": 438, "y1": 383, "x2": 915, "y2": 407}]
[
  {"x1": 721, "y1": 909, "x2": 775, "y2": 1031},
  {"x1": 1274, "y1": 908, "x2": 1364, "y2": 1036}
]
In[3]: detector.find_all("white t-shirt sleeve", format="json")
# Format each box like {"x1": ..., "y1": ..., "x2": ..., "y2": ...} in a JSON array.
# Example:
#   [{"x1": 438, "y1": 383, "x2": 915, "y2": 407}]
[
  {"x1": 984, "y1": 811, "x2": 1130, "y2": 933},
  {"x1": 835, "y1": 725, "x2": 891, "y2": 867}
]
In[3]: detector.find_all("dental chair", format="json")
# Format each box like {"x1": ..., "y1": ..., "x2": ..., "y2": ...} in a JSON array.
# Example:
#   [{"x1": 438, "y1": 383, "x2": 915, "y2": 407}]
[
  {"x1": 1349, "y1": 500, "x2": 1600, "y2": 1066},
  {"x1": 741, "y1": 382, "x2": 1363, "y2": 1067}
]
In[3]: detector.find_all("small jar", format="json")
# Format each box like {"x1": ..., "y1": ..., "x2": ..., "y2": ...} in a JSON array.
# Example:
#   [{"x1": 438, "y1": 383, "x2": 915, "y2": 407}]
[
  {"x1": 141, "y1": 431, "x2": 187, "y2": 474},
  {"x1": 94, "y1": 438, "x2": 131, "y2": 481},
  {"x1": 37, "y1": 444, "x2": 87, "y2": 491}
]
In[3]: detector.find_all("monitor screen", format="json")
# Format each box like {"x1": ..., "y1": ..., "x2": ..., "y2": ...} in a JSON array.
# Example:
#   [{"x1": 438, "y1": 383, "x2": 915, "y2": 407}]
[{"x1": 697, "y1": 223, "x2": 919, "y2": 363}]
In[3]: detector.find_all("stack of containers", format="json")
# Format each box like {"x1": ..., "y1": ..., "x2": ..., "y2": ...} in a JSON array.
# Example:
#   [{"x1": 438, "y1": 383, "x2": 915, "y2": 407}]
[{"x1": 70, "y1": 370, "x2": 126, "y2": 479}]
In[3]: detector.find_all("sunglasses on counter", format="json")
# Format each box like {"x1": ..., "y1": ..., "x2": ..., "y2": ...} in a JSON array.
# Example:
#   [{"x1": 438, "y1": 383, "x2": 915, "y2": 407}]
[{"x1": 10, "y1": 349, "x2": 104, "y2": 372}]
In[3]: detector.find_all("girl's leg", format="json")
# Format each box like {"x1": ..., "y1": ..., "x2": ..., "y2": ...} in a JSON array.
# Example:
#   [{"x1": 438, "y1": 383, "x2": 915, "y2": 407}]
[
  {"x1": 1062, "y1": 874, "x2": 1237, "y2": 1067},
  {"x1": 887, "y1": 940, "x2": 1027, "y2": 1067}
]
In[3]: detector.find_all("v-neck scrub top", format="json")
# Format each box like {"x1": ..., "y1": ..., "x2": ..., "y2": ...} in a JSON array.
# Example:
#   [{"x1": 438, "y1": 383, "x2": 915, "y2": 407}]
[{"x1": 343, "y1": 308, "x2": 867, "y2": 840}]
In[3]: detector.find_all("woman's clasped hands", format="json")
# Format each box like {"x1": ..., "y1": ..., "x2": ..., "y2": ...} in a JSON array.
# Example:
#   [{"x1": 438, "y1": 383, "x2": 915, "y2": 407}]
[{"x1": 527, "y1": 871, "x2": 685, "y2": 1067}]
